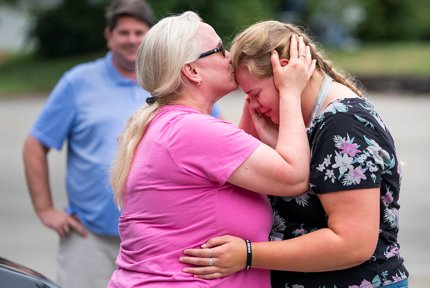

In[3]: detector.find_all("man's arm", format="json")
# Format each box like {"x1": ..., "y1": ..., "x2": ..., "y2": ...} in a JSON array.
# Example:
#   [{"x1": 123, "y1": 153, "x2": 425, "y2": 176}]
[{"x1": 22, "y1": 135, "x2": 87, "y2": 238}]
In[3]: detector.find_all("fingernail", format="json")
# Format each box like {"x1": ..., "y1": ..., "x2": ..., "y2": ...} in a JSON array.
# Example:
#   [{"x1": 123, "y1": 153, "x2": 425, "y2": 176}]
[
  {"x1": 201, "y1": 243, "x2": 207, "y2": 248},
  {"x1": 179, "y1": 257, "x2": 183, "y2": 262}
]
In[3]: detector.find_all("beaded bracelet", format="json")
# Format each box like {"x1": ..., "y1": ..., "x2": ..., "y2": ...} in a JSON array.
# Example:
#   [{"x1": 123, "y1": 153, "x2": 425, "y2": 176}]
[{"x1": 245, "y1": 239, "x2": 252, "y2": 270}]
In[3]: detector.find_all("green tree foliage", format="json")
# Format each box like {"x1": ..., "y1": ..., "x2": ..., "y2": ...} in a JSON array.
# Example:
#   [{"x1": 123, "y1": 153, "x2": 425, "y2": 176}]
[
  {"x1": 28, "y1": 0, "x2": 280, "y2": 58},
  {"x1": 26, "y1": 0, "x2": 430, "y2": 59},
  {"x1": 409, "y1": 0, "x2": 430, "y2": 40},
  {"x1": 355, "y1": 0, "x2": 415, "y2": 41},
  {"x1": 30, "y1": 0, "x2": 108, "y2": 58},
  {"x1": 146, "y1": 0, "x2": 282, "y2": 45}
]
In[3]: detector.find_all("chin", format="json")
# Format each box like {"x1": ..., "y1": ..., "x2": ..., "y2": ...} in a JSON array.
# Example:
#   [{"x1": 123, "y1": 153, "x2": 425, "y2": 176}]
[{"x1": 125, "y1": 57, "x2": 136, "y2": 65}]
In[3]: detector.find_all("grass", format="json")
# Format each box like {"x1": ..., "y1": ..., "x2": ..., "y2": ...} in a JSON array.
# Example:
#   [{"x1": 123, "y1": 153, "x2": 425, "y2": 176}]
[
  {"x1": 0, "y1": 52, "x2": 104, "y2": 98},
  {"x1": 326, "y1": 42, "x2": 430, "y2": 76},
  {"x1": 1, "y1": 42, "x2": 430, "y2": 97}
]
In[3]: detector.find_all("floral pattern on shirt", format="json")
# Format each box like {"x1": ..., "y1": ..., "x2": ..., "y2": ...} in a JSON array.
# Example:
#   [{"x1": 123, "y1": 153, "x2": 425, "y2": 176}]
[
  {"x1": 315, "y1": 133, "x2": 396, "y2": 187},
  {"x1": 270, "y1": 97, "x2": 408, "y2": 288}
]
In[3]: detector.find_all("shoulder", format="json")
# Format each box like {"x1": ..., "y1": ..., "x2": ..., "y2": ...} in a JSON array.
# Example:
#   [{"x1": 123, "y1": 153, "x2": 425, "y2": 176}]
[
  {"x1": 312, "y1": 97, "x2": 387, "y2": 134},
  {"x1": 62, "y1": 57, "x2": 105, "y2": 82},
  {"x1": 162, "y1": 107, "x2": 256, "y2": 146},
  {"x1": 310, "y1": 97, "x2": 396, "y2": 160},
  {"x1": 45, "y1": 57, "x2": 107, "y2": 105},
  {"x1": 173, "y1": 111, "x2": 231, "y2": 136}
]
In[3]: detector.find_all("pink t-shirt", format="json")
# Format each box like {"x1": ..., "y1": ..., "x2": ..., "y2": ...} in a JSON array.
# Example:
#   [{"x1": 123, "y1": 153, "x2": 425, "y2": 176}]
[{"x1": 109, "y1": 105, "x2": 272, "y2": 287}]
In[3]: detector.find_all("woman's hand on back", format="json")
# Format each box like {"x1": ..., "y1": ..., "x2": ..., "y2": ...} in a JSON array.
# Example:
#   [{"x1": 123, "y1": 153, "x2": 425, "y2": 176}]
[{"x1": 180, "y1": 235, "x2": 247, "y2": 279}]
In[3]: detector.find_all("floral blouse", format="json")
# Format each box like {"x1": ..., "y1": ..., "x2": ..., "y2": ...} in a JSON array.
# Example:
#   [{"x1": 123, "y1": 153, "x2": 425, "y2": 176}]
[{"x1": 270, "y1": 97, "x2": 408, "y2": 288}]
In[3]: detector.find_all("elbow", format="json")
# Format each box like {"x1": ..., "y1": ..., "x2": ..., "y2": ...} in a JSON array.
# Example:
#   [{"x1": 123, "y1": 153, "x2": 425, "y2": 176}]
[
  {"x1": 293, "y1": 160, "x2": 310, "y2": 189},
  {"x1": 360, "y1": 236, "x2": 378, "y2": 263},
  {"x1": 291, "y1": 169, "x2": 310, "y2": 194},
  {"x1": 294, "y1": 176, "x2": 310, "y2": 195},
  {"x1": 266, "y1": 158, "x2": 310, "y2": 196},
  {"x1": 356, "y1": 230, "x2": 379, "y2": 264},
  {"x1": 350, "y1": 247, "x2": 376, "y2": 266},
  {"x1": 289, "y1": 158, "x2": 310, "y2": 185},
  {"x1": 346, "y1": 237, "x2": 378, "y2": 267},
  {"x1": 275, "y1": 172, "x2": 309, "y2": 196}
]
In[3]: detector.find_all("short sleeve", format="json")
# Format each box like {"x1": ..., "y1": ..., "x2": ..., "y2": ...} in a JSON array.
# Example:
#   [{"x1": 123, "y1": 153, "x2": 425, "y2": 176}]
[
  {"x1": 310, "y1": 111, "x2": 394, "y2": 194},
  {"x1": 29, "y1": 73, "x2": 76, "y2": 150},
  {"x1": 168, "y1": 115, "x2": 261, "y2": 184}
]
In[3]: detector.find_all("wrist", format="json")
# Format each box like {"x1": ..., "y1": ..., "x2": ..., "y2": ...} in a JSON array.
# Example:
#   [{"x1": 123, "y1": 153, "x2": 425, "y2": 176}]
[
  {"x1": 279, "y1": 90, "x2": 302, "y2": 101},
  {"x1": 244, "y1": 239, "x2": 252, "y2": 270}
]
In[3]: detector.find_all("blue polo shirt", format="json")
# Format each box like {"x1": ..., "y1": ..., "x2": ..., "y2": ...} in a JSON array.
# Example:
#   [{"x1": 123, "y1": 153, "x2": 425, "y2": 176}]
[
  {"x1": 30, "y1": 52, "x2": 150, "y2": 235},
  {"x1": 31, "y1": 52, "x2": 223, "y2": 235}
]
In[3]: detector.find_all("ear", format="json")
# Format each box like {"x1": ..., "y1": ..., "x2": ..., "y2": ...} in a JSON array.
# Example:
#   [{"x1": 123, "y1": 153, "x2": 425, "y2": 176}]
[
  {"x1": 181, "y1": 63, "x2": 201, "y2": 85},
  {"x1": 104, "y1": 27, "x2": 111, "y2": 46},
  {"x1": 279, "y1": 58, "x2": 289, "y2": 67}
]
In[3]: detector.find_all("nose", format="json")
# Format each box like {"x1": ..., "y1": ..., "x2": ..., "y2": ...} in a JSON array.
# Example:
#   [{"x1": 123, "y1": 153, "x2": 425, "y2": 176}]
[
  {"x1": 248, "y1": 97, "x2": 262, "y2": 111},
  {"x1": 129, "y1": 33, "x2": 143, "y2": 44}
]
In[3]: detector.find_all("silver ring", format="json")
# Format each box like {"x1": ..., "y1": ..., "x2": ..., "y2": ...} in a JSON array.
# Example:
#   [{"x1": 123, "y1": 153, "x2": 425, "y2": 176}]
[{"x1": 208, "y1": 257, "x2": 214, "y2": 266}]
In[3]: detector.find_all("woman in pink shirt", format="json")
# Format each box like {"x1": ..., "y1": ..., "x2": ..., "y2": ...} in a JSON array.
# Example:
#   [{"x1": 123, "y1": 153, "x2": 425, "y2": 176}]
[{"x1": 108, "y1": 11, "x2": 315, "y2": 288}]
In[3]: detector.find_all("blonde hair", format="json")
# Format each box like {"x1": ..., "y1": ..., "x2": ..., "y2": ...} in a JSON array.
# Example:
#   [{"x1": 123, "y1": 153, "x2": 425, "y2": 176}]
[
  {"x1": 230, "y1": 21, "x2": 363, "y2": 96},
  {"x1": 112, "y1": 11, "x2": 203, "y2": 208}
]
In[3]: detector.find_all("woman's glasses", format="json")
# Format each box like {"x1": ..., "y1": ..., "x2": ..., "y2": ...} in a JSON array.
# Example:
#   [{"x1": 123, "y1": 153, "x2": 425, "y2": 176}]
[{"x1": 198, "y1": 41, "x2": 225, "y2": 59}]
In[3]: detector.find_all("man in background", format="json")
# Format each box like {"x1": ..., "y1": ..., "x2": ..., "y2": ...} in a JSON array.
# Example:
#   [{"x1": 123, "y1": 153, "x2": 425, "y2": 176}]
[{"x1": 23, "y1": 1, "x2": 155, "y2": 287}]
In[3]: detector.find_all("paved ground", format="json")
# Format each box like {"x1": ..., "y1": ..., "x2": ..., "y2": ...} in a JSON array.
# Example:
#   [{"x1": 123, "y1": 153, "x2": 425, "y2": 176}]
[{"x1": 1, "y1": 91, "x2": 429, "y2": 286}]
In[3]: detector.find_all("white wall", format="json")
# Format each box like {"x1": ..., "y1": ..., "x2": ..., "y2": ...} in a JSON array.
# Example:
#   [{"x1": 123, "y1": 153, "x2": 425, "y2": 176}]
[{"x1": 0, "y1": 4, "x2": 34, "y2": 53}]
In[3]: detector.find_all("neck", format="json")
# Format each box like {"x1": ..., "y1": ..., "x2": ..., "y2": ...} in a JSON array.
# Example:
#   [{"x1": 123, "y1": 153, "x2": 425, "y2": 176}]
[
  {"x1": 170, "y1": 87, "x2": 214, "y2": 115},
  {"x1": 112, "y1": 55, "x2": 136, "y2": 80},
  {"x1": 302, "y1": 73, "x2": 360, "y2": 126},
  {"x1": 301, "y1": 72, "x2": 325, "y2": 127}
]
